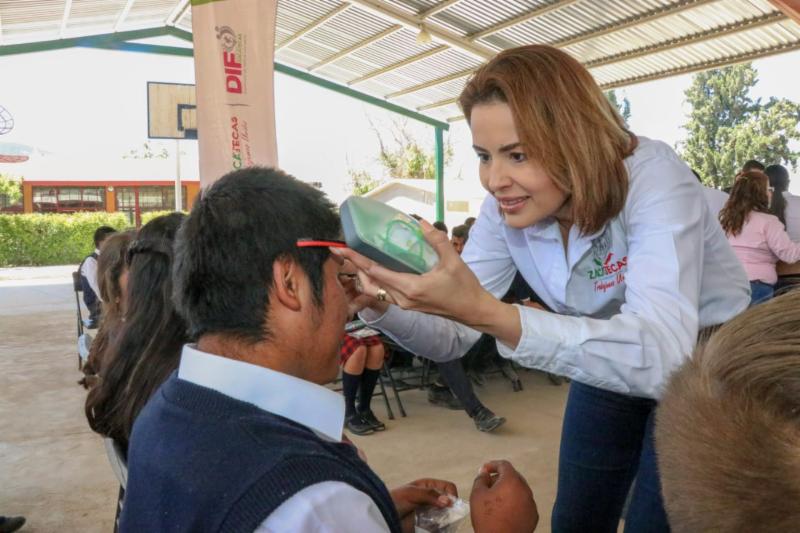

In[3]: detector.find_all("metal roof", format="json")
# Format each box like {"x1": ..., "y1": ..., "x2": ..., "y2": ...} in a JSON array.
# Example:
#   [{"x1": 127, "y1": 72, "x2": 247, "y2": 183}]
[{"x1": 1, "y1": 0, "x2": 798, "y2": 122}]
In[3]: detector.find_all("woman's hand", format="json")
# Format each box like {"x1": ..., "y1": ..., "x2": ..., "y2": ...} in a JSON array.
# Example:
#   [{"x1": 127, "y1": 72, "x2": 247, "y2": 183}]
[
  {"x1": 391, "y1": 478, "x2": 457, "y2": 533},
  {"x1": 333, "y1": 220, "x2": 495, "y2": 325}
]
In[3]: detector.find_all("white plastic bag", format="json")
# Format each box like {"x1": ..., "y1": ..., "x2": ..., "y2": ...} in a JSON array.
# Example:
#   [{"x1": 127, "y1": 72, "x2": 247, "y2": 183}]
[{"x1": 414, "y1": 495, "x2": 470, "y2": 533}]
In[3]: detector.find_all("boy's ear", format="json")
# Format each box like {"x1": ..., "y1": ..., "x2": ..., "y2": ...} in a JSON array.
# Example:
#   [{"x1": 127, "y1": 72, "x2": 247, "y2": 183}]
[{"x1": 271, "y1": 255, "x2": 303, "y2": 312}]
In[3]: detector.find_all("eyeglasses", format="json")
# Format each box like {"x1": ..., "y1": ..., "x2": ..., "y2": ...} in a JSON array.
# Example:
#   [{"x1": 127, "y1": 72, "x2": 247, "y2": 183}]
[{"x1": 296, "y1": 239, "x2": 347, "y2": 249}]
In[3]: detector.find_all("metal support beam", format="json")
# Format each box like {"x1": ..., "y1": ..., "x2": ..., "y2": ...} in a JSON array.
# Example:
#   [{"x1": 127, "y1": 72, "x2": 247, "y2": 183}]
[
  {"x1": 599, "y1": 39, "x2": 800, "y2": 89},
  {"x1": 471, "y1": 0, "x2": 580, "y2": 40},
  {"x1": 346, "y1": 0, "x2": 494, "y2": 61},
  {"x1": 419, "y1": 0, "x2": 463, "y2": 20},
  {"x1": 386, "y1": 67, "x2": 474, "y2": 99},
  {"x1": 276, "y1": 4, "x2": 351, "y2": 51},
  {"x1": 0, "y1": 27, "x2": 175, "y2": 56},
  {"x1": 435, "y1": 126, "x2": 445, "y2": 222},
  {"x1": 348, "y1": 45, "x2": 447, "y2": 85},
  {"x1": 114, "y1": 0, "x2": 137, "y2": 32},
  {"x1": 309, "y1": 25, "x2": 400, "y2": 71},
  {"x1": 60, "y1": 0, "x2": 73, "y2": 38},
  {"x1": 418, "y1": 97, "x2": 458, "y2": 112},
  {"x1": 166, "y1": 0, "x2": 191, "y2": 27},
  {"x1": 584, "y1": 11, "x2": 787, "y2": 69},
  {"x1": 0, "y1": 27, "x2": 449, "y2": 130},
  {"x1": 553, "y1": 0, "x2": 717, "y2": 49}
]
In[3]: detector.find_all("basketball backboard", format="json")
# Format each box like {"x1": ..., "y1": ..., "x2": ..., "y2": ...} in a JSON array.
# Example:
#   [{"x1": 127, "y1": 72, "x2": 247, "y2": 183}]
[{"x1": 147, "y1": 82, "x2": 197, "y2": 140}]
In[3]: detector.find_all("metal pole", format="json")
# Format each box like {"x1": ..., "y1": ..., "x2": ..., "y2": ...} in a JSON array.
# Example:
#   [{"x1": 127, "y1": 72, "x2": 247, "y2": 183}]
[
  {"x1": 434, "y1": 126, "x2": 445, "y2": 222},
  {"x1": 175, "y1": 139, "x2": 182, "y2": 211}
]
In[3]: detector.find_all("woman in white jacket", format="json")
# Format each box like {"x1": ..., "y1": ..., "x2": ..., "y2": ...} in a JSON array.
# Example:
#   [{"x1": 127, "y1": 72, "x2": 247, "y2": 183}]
[{"x1": 337, "y1": 45, "x2": 750, "y2": 533}]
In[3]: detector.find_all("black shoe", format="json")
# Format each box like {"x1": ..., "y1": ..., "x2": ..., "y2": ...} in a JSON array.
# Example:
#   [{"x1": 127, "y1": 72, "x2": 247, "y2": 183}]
[
  {"x1": 0, "y1": 516, "x2": 26, "y2": 533},
  {"x1": 345, "y1": 413, "x2": 375, "y2": 435},
  {"x1": 358, "y1": 408, "x2": 386, "y2": 431},
  {"x1": 427, "y1": 386, "x2": 463, "y2": 410},
  {"x1": 472, "y1": 407, "x2": 506, "y2": 433}
]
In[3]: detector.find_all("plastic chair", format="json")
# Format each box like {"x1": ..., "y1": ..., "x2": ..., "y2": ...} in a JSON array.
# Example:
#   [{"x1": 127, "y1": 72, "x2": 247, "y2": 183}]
[{"x1": 104, "y1": 438, "x2": 128, "y2": 533}]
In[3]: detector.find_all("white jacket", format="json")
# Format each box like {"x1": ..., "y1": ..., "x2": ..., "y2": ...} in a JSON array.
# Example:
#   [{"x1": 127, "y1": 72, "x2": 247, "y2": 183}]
[{"x1": 362, "y1": 137, "x2": 750, "y2": 399}]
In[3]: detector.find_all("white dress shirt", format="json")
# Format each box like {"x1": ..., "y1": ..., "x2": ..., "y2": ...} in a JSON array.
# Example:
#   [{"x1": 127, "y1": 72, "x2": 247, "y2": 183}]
[
  {"x1": 702, "y1": 186, "x2": 728, "y2": 221},
  {"x1": 177, "y1": 345, "x2": 390, "y2": 532},
  {"x1": 80, "y1": 247, "x2": 101, "y2": 299},
  {"x1": 361, "y1": 137, "x2": 750, "y2": 399},
  {"x1": 782, "y1": 191, "x2": 800, "y2": 242}
]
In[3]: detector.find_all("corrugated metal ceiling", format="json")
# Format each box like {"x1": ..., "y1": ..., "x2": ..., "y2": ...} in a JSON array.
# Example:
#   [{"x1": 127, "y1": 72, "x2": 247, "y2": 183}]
[{"x1": 0, "y1": 0, "x2": 797, "y2": 122}]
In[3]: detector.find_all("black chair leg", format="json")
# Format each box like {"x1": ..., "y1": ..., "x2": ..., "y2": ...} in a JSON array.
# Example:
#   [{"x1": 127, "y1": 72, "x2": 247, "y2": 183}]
[
  {"x1": 377, "y1": 371, "x2": 395, "y2": 420},
  {"x1": 383, "y1": 361, "x2": 407, "y2": 417}
]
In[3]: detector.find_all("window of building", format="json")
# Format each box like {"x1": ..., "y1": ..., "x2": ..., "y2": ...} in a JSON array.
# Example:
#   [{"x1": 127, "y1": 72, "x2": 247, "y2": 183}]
[{"x1": 32, "y1": 186, "x2": 105, "y2": 213}]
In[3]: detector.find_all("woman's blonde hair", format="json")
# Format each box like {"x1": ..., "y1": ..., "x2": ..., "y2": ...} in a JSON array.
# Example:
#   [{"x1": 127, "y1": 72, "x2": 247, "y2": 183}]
[
  {"x1": 719, "y1": 170, "x2": 771, "y2": 236},
  {"x1": 458, "y1": 45, "x2": 636, "y2": 235}
]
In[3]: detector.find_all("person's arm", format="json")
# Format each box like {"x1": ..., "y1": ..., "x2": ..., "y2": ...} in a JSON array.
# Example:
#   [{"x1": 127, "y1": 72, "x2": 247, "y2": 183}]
[
  {"x1": 358, "y1": 196, "x2": 518, "y2": 361},
  {"x1": 257, "y1": 482, "x2": 390, "y2": 532},
  {"x1": 764, "y1": 215, "x2": 800, "y2": 265},
  {"x1": 258, "y1": 479, "x2": 455, "y2": 533},
  {"x1": 82, "y1": 256, "x2": 102, "y2": 300},
  {"x1": 498, "y1": 152, "x2": 746, "y2": 398}
]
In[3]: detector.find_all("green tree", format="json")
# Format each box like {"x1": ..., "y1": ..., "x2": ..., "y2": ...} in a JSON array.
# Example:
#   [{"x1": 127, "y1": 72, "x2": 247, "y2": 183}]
[
  {"x1": 348, "y1": 119, "x2": 454, "y2": 196},
  {"x1": 123, "y1": 141, "x2": 169, "y2": 159},
  {"x1": 680, "y1": 63, "x2": 800, "y2": 189},
  {"x1": 0, "y1": 173, "x2": 22, "y2": 204},
  {"x1": 605, "y1": 90, "x2": 631, "y2": 124}
]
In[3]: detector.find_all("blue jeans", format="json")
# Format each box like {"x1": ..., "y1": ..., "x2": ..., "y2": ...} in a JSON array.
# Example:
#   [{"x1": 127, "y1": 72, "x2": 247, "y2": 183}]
[
  {"x1": 749, "y1": 281, "x2": 774, "y2": 306},
  {"x1": 552, "y1": 382, "x2": 670, "y2": 533}
]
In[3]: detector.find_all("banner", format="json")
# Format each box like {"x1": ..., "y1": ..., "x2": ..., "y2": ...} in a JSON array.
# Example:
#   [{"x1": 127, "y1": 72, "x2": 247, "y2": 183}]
[{"x1": 191, "y1": 0, "x2": 279, "y2": 188}]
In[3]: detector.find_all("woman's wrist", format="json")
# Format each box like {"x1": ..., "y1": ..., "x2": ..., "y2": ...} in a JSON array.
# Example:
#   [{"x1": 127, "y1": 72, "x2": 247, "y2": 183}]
[{"x1": 462, "y1": 291, "x2": 523, "y2": 348}]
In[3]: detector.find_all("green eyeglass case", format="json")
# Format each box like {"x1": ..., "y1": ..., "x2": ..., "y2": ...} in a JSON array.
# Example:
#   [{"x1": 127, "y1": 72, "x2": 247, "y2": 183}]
[{"x1": 340, "y1": 196, "x2": 439, "y2": 274}]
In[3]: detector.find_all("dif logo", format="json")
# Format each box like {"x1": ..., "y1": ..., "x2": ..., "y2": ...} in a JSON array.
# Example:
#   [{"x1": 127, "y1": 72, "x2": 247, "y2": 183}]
[{"x1": 216, "y1": 26, "x2": 243, "y2": 94}]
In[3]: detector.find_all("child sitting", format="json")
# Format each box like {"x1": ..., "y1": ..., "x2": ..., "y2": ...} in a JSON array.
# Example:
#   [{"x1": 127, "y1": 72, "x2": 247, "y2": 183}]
[{"x1": 341, "y1": 323, "x2": 387, "y2": 435}]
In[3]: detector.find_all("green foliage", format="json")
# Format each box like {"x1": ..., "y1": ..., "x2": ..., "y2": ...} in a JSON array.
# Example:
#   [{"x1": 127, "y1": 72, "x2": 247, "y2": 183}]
[
  {"x1": 605, "y1": 90, "x2": 631, "y2": 124},
  {"x1": 0, "y1": 174, "x2": 23, "y2": 204},
  {"x1": 680, "y1": 63, "x2": 800, "y2": 189},
  {"x1": 347, "y1": 170, "x2": 381, "y2": 196},
  {"x1": 0, "y1": 212, "x2": 129, "y2": 267},
  {"x1": 348, "y1": 119, "x2": 454, "y2": 196}
]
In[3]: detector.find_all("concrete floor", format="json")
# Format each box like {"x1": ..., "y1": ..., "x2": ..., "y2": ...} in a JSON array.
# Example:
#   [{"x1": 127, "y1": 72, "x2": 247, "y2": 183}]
[{"x1": 0, "y1": 267, "x2": 569, "y2": 532}]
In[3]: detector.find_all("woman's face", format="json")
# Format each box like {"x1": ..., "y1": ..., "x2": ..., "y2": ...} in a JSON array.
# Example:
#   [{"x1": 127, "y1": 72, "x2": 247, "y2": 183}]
[{"x1": 470, "y1": 102, "x2": 569, "y2": 229}]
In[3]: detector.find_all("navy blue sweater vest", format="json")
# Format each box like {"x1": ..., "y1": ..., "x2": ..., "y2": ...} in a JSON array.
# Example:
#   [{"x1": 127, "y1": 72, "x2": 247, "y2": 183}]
[
  {"x1": 79, "y1": 252, "x2": 99, "y2": 312},
  {"x1": 120, "y1": 372, "x2": 401, "y2": 533}
]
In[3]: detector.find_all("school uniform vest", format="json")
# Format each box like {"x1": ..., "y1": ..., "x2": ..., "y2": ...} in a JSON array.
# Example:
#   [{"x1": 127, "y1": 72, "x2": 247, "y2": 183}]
[{"x1": 120, "y1": 373, "x2": 401, "y2": 533}]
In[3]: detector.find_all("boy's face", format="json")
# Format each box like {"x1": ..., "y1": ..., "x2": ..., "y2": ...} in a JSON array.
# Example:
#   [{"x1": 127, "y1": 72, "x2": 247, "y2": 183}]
[
  {"x1": 305, "y1": 254, "x2": 349, "y2": 385},
  {"x1": 451, "y1": 236, "x2": 466, "y2": 255}
]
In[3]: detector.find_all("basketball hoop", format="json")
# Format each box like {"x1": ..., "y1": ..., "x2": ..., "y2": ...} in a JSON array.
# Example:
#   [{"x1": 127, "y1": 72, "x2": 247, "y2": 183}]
[{"x1": 0, "y1": 105, "x2": 14, "y2": 136}]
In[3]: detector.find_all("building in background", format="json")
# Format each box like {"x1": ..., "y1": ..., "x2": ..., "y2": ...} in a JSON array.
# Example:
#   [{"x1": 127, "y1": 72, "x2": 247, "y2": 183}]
[{"x1": 0, "y1": 152, "x2": 200, "y2": 225}]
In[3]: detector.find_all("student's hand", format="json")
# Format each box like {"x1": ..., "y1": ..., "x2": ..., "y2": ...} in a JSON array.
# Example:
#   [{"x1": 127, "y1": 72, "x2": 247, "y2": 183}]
[
  {"x1": 333, "y1": 220, "x2": 496, "y2": 325},
  {"x1": 470, "y1": 460, "x2": 538, "y2": 533},
  {"x1": 391, "y1": 478, "x2": 457, "y2": 533}
]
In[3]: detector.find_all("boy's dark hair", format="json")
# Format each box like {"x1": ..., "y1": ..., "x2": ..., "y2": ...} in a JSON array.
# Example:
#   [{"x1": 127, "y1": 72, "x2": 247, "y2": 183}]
[
  {"x1": 452, "y1": 224, "x2": 469, "y2": 240},
  {"x1": 742, "y1": 159, "x2": 765, "y2": 172},
  {"x1": 432, "y1": 221, "x2": 448, "y2": 233},
  {"x1": 464, "y1": 216, "x2": 476, "y2": 228},
  {"x1": 94, "y1": 226, "x2": 116, "y2": 247},
  {"x1": 766, "y1": 164, "x2": 790, "y2": 226},
  {"x1": 656, "y1": 291, "x2": 800, "y2": 532},
  {"x1": 173, "y1": 167, "x2": 341, "y2": 344}
]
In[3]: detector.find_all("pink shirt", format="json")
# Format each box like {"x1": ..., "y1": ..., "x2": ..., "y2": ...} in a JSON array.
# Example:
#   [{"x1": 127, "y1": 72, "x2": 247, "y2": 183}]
[{"x1": 727, "y1": 211, "x2": 800, "y2": 284}]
